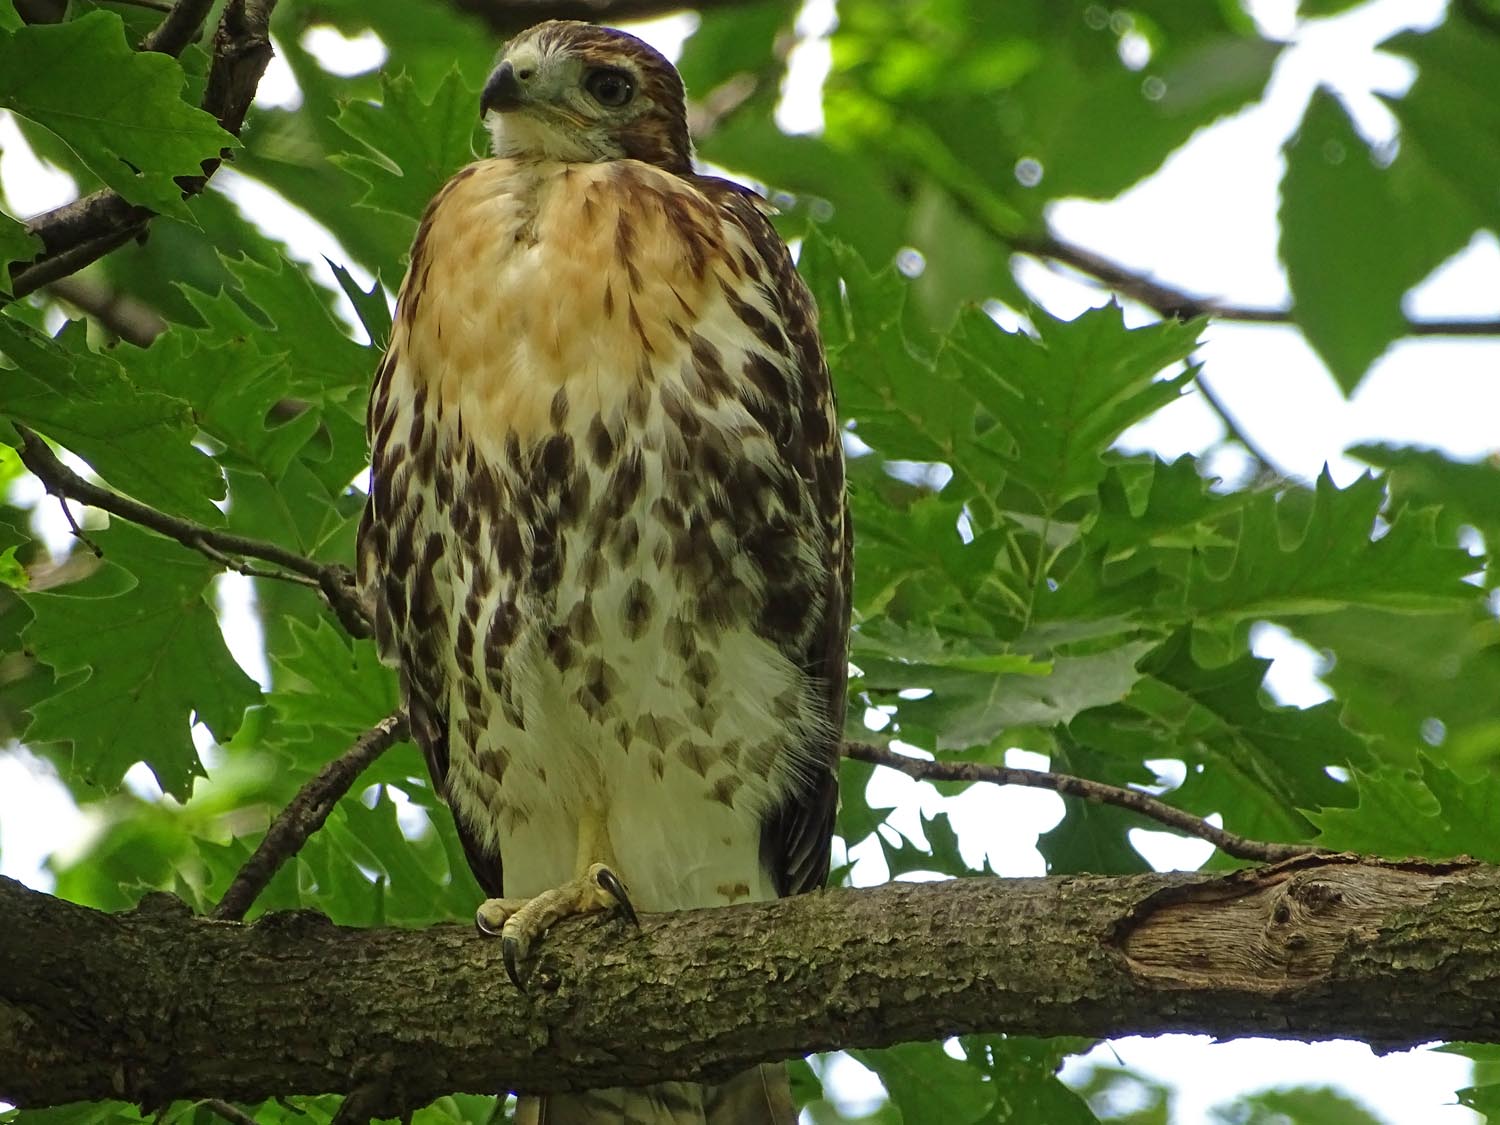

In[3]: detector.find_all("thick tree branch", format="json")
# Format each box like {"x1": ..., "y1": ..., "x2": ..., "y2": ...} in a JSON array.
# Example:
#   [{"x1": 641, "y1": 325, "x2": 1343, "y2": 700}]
[
  {"x1": 212, "y1": 714, "x2": 409, "y2": 922},
  {"x1": 844, "y1": 742, "x2": 1325, "y2": 864},
  {"x1": 7, "y1": 0, "x2": 276, "y2": 301},
  {"x1": 4, "y1": 855, "x2": 1498, "y2": 1110},
  {"x1": 13, "y1": 425, "x2": 372, "y2": 637},
  {"x1": 1013, "y1": 232, "x2": 1500, "y2": 337}
]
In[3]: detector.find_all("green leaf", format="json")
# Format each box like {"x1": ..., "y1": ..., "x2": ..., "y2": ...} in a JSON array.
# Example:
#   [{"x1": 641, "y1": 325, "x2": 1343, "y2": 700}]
[
  {"x1": 0, "y1": 543, "x2": 24, "y2": 589},
  {"x1": 947, "y1": 303, "x2": 1198, "y2": 515},
  {"x1": 319, "y1": 787, "x2": 473, "y2": 925},
  {"x1": 1181, "y1": 472, "x2": 1476, "y2": 621},
  {"x1": 0, "y1": 208, "x2": 40, "y2": 285},
  {"x1": 328, "y1": 260, "x2": 393, "y2": 350},
  {"x1": 0, "y1": 315, "x2": 225, "y2": 523},
  {"x1": 960, "y1": 1035, "x2": 1099, "y2": 1124},
  {"x1": 801, "y1": 236, "x2": 1200, "y2": 521},
  {"x1": 676, "y1": 0, "x2": 788, "y2": 96},
  {"x1": 0, "y1": 11, "x2": 232, "y2": 216},
  {"x1": 878, "y1": 809, "x2": 970, "y2": 878},
  {"x1": 1070, "y1": 633, "x2": 1366, "y2": 846},
  {"x1": 1290, "y1": 605, "x2": 1500, "y2": 769},
  {"x1": 860, "y1": 635, "x2": 1157, "y2": 752},
  {"x1": 202, "y1": 252, "x2": 373, "y2": 398},
  {"x1": 1436, "y1": 1043, "x2": 1500, "y2": 1118},
  {"x1": 1280, "y1": 90, "x2": 1475, "y2": 393},
  {"x1": 1068, "y1": 1063, "x2": 1171, "y2": 1125},
  {"x1": 1383, "y1": 14, "x2": 1500, "y2": 232},
  {"x1": 850, "y1": 1042, "x2": 994, "y2": 1125},
  {"x1": 333, "y1": 69, "x2": 484, "y2": 231},
  {"x1": 20, "y1": 521, "x2": 261, "y2": 798},
  {"x1": 127, "y1": 332, "x2": 316, "y2": 484},
  {"x1": 701, "y1": 120, "x2": 913, "y2": 269},
  {"x1": 270, "y1": 618, "x2": 397, "y2": 737},
  {"x1": 1037, "y1": 791, "x2": 1153, "y2": 876},
  {"x1": 1297, "y1": 0, "x2": 1369, "y2": 15},
  {"x1": 1352, "y1": 442, "x2": 1500, "y2": 558},
  {"x1": 1209, "y1": 1084, "x2": 1389, "y2": 1125},
  {"x1": 1307, "y1": 756, "x2": 1500, "y2": 862}
]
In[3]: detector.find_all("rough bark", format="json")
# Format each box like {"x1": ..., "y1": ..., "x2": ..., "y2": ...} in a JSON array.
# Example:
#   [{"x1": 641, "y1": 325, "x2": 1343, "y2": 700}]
[{"x1": 5, "y1": 855, "x2": 1500, "y2": 1113}]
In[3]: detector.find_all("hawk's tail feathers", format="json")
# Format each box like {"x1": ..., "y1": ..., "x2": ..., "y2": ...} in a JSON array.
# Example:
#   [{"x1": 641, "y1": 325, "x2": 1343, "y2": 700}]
[{"x1": 514, "y1": 1064, "x2": 796, "y2": 1124}]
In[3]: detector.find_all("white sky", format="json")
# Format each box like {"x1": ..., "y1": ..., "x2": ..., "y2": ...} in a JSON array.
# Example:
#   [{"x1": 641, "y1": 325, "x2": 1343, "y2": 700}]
[{"x1": 2, "y1": 0, "x2": 1496, "y2": 1121}]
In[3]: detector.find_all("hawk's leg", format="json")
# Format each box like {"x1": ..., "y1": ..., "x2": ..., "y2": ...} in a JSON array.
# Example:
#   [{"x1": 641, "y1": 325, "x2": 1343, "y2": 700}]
[{"x1": 475, "y1": 808, "x2": 638, "y2": 989}]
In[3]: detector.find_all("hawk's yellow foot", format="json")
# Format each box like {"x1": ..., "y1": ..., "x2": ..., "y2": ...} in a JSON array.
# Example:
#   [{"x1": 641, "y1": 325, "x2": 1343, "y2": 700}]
[{"x1": 476, "y1": 862, "x2": 638, "y2": 989}]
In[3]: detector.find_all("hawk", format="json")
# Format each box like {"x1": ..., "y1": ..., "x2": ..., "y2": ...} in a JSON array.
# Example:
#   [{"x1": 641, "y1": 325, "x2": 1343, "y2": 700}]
[{"x1": 358, "y1": 19, "x2": 849, "y2": 1124}]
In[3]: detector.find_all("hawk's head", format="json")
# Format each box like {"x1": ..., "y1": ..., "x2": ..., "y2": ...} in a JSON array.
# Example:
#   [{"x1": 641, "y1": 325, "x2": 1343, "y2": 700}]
[{"x1": 480, "y1": 21, "x2": 692, "y2": 175}]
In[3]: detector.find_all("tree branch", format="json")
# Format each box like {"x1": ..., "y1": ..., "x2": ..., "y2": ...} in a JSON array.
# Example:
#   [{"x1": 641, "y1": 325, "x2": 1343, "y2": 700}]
[
  {"x1": 844, "y1": 742, "x2": 1324, "y2": 864},
  {"x1": 4, "y1": 855, "x2": 1497, "y2": 1110},
  {"x1": 1012, "y1": 232, "x2": 1500, "y2": 337},
  {"x1": 13, "y1": 425, "x2": 372, "y2": 637},
  {"x1": 212, "y1": 713, "x2": 409, "y2": 922},
  {"x1": 7, "y1": 0, "x2": 276, "y2": 301},
  {"x1": 138, "y1": 0, "x2": 215, "y2": 56}
]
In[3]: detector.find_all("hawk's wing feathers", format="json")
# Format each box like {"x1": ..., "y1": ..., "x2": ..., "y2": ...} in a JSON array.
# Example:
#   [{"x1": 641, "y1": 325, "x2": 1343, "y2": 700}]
[
  {"x1": 692, "y1": 176, "x2": 850, "y2": 897},
  {"x1": 359, "y1": 278, "x2": 504, "y2": 900}
]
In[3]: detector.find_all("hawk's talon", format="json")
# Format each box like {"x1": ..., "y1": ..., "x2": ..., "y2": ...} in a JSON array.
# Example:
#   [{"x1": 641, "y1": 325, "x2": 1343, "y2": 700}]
[
  {"x1": 594, "y1": 865, "x2": 638, "y2": 928},
  {"x1": 501, "y1": 934, "x2": 529, "y2": 991},
  {"x1": 476, "y1": 863, "x2": 635, "y2": 989}
]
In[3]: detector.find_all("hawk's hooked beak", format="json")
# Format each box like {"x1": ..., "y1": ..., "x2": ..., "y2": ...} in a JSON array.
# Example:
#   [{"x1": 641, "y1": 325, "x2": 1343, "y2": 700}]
[{"x1": 480, "y1": 61, "x2": 525, "y2": 117}]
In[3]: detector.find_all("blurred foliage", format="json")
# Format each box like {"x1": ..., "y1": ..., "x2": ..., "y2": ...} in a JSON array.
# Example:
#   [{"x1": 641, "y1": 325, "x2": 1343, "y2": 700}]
[{"x1": 2, "y1": 0, "x2": 1499, "y2": 1123}]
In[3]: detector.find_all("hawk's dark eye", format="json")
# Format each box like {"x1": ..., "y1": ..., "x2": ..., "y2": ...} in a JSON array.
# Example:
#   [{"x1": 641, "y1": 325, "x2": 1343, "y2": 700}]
[{"x1": 585, "y1": 68, "x2": 634, "y2": 108}]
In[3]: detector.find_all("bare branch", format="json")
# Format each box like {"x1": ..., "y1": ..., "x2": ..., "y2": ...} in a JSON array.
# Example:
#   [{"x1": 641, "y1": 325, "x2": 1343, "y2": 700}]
[
  {"x1": 1013, "y1": 232, "x2": 1500, "y2": 337},
  {"x1": 7, "y1": 0, "x2": 277, "y2": 300},
  {"x1": 1194, "y1": 364, "x2": 1289, "y2": 480},
  {"x1": 212, "y1": 714, "x2": 409, "y2": 923},
  {"x1": 12, "y1": 425, "x2": 372, "y2": 637},
  {"x1": 844, "y1": 741, "x2": 1326, "y2": 864},
  {"x1": 4, "y1": 856, "x2": 1497, "y2": 1109}
]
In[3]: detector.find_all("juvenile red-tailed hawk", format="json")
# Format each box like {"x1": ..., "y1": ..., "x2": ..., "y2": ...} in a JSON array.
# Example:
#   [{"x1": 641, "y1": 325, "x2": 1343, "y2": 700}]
[{"x1": 358, "y1": 19, "x2": 849, "y2": 1124}]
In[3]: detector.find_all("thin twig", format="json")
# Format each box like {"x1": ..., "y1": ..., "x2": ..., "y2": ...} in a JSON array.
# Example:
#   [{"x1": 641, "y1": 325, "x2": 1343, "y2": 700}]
[
  {"x1": 203, "y1": 1100, "x2": 261, "y2": 1125},
  {"x1": 8, "y1": 0, "x2": 277, "y2": 300},
  {"x1": 212, "y1": 714, "x2": 408, "y2": 922},
  {"x1": 1012, "y1": 232, "x2": 1500, "y2": 337},
  {"x1": 843, "y1": 741, "x2": 1326, "y2": 864},
  {"x1": 13, "y1": 425, "x2": 371, "y2": 637},
  {"x1": 1194, "y1": 365, "x2": 1288, "y2": 481},
  {"x1": 53, "y1": 492, "x2": 102, "y2": 557}
]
